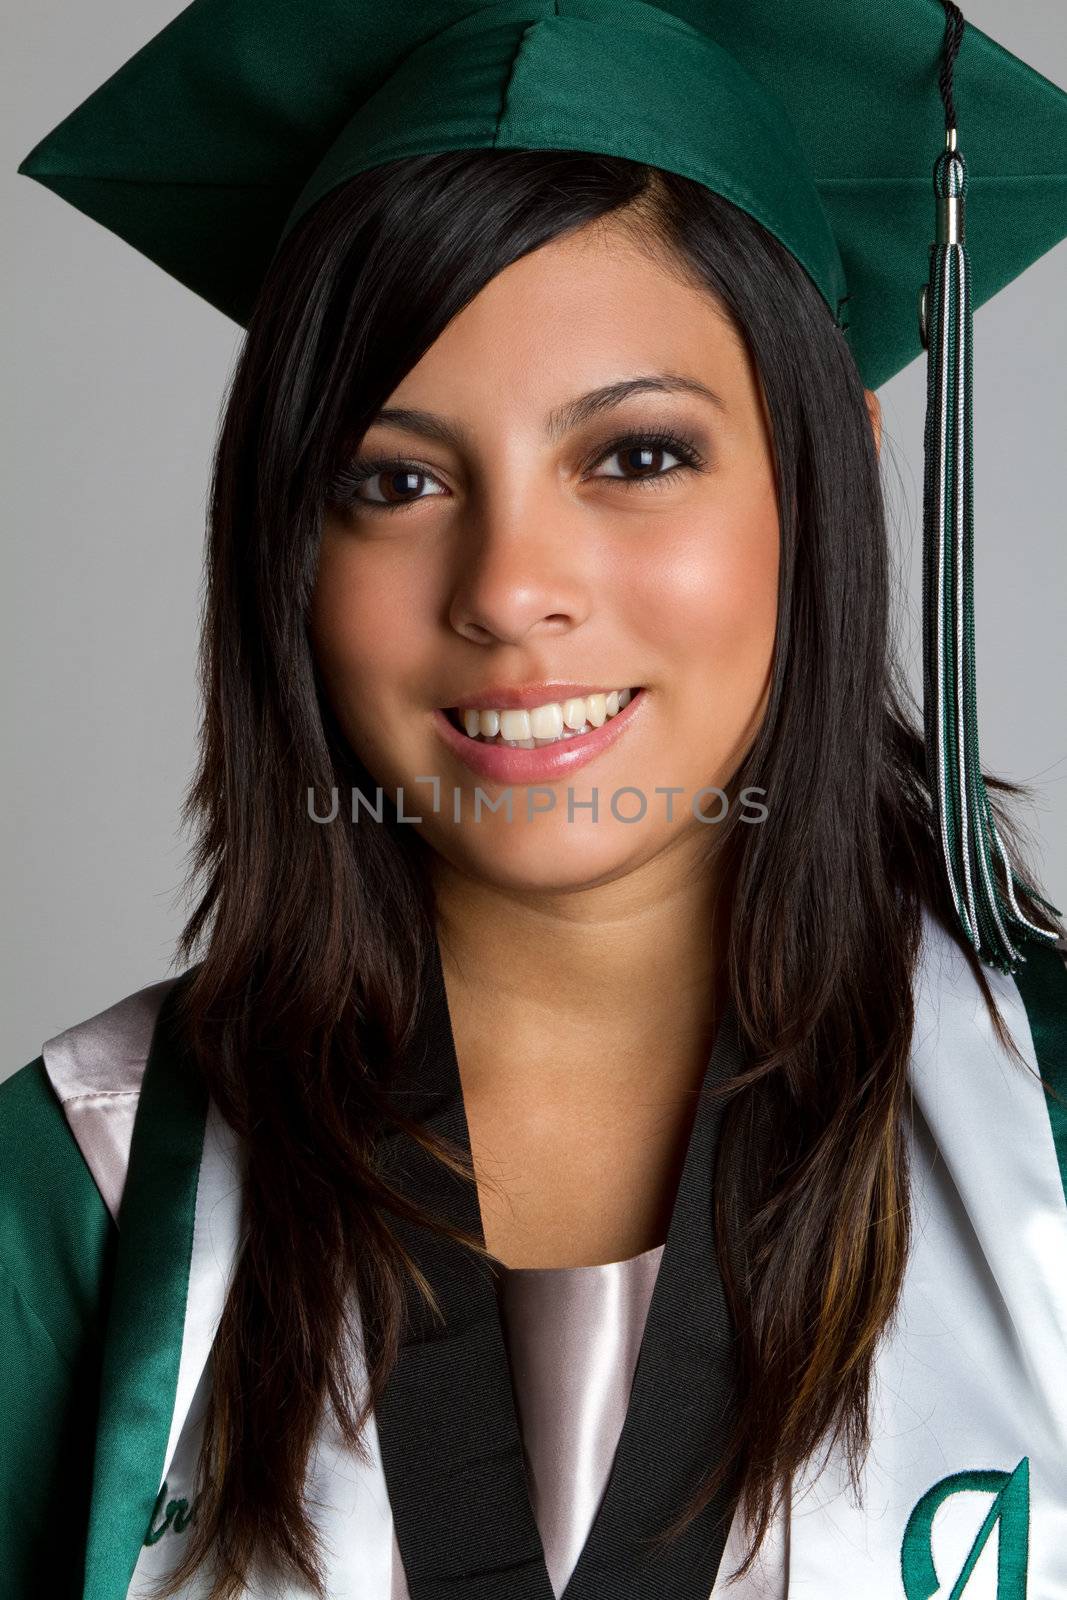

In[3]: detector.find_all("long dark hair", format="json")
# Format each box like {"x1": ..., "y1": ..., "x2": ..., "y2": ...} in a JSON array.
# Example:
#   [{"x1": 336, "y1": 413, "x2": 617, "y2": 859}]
[{"x1": 160, "y1": 149, "x2": 1061, "y2": 1599}]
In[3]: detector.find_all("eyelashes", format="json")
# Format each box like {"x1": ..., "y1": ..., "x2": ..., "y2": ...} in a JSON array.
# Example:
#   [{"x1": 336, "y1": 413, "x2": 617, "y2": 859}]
[{"x1": 326, "y1": 427, "x2": 708, "y2": 513}]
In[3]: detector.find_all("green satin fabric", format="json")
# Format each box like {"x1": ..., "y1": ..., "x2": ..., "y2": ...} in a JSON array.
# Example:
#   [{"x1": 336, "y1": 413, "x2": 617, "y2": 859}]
[
  {"x1": 1015, "y1": 938, "x2": 1067, "y2": 1208},
  {"x1": 0, "y1": 1058, "x2": 116, "y2": 1599}
]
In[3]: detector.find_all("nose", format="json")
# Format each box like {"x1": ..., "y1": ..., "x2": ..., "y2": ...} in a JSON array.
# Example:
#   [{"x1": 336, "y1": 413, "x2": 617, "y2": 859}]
[{"x1": 447, "y1": 489, "x2": 594, "y2": 647}]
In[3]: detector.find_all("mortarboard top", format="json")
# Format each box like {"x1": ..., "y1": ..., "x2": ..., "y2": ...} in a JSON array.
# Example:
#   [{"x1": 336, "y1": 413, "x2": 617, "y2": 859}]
[
  {"x1": 14, "y1": 0, "x2": 1067, "y2": 390},
  {"x1": 16, "y1": 0, "x2": 1067, "y2": 974}
]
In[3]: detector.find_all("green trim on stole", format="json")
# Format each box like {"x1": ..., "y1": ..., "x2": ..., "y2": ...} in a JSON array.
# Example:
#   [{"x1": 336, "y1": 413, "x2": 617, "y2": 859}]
[
  {"x1": 82, "y1": 976, "x2": 208, "y2": 1600},
  {"x1": 1013, "y1": 937, "x2": 1067, "y2": 1207},
  {"x1": 0, "y1": 1056, "x2": 116, "y2": 1598}
]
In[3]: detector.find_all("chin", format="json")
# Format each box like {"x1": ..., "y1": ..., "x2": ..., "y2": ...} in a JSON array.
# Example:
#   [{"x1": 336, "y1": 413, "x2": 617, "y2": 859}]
[{"x1": 422, "y1": 816, "x2": 664, "y2": 895}]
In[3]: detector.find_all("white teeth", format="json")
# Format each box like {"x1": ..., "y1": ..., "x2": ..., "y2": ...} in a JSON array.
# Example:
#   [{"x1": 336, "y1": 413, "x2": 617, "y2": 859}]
[
  {"x1": 452, "y1": 688, "x2": 637, "y2": 745},
  {"x1": 586, "y1": 693, "x2": 607, "y2": 728},
  {"x1": 499, "y1": 709, "x2": 531, "y2": 741},
  {"x1": 529, "y1": 702, "x2": 564, "y2": 739}
]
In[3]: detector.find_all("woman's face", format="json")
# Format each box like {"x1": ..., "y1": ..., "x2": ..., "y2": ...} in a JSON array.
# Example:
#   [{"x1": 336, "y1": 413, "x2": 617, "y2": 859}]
[{"x1": 309, "y1": 214, "x2": 781, "y2": 893}]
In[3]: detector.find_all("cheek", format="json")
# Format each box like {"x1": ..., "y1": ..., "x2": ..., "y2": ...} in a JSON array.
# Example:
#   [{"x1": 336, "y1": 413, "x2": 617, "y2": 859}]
[
  {"x1": 308, "y1": 535, "x2": 432, "y2": 730},
  {"x1": 623, "y1": 487, "x2": 779, "y2": 687}
]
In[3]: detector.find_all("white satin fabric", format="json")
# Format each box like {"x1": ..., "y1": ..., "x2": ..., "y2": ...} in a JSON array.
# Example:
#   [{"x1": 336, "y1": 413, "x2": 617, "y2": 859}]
[{"x1": 39, "y1": 909, "x2": 1067, "y2": 1598}]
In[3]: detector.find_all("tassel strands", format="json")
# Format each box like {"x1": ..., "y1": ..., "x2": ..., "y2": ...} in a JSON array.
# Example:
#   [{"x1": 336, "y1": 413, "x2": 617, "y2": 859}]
[{"x1": 920, "y1": 2, "x2": 1061, "y2": 974}]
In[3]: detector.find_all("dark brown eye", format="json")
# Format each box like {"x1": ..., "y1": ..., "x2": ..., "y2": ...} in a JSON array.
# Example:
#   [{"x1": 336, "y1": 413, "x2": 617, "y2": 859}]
[
  {"x1": 612, "y1": 445, "x2": 673, "y2": 477},
  {"x1": 590, "y1": 431, "x2": 702, "y2": 484},
  {"x1": 358, "y1": 468, "x2": 445, "y2": 505}
]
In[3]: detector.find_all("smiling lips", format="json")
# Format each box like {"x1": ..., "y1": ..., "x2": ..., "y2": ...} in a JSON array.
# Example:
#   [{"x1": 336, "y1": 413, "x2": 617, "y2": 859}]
[{"x1": 433, "y1": 686, "x2": 645, "y2": 784}]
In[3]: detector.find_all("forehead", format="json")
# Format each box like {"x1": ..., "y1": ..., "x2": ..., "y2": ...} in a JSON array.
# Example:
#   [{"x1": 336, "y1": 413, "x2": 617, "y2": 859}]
[{"x1": 382, "y1": 215, "x2": 752, "y2": 415}]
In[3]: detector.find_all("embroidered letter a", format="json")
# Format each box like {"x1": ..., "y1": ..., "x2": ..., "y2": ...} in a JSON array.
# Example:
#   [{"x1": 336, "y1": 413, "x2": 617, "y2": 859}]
[{"x1": 901, "y1": 1457, "x2": 1030, "y2": 1599}]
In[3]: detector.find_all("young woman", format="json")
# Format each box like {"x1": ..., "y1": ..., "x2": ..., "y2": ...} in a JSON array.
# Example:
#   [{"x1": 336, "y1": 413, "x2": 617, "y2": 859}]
[{"x1": 6, "y1": 4, "x2": 1067, "y2": 1600}]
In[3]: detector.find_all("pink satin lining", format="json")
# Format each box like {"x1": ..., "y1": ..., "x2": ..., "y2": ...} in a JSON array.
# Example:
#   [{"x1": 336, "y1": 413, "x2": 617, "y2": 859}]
[
  {"x1": 389, "y1": 1242, "x2": 664, "y2": 1600},
  {"x1": 41, "y1": 975, "x2": 178, "y2": 1223},
  {"x1": 499, "y1": 1243, "x2": 665, "y2": 1595}
]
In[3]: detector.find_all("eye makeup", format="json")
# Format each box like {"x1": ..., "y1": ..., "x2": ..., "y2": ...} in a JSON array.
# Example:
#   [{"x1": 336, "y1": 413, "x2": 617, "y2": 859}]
[{"x1": 326, "y1": 423, "x2": 709, "y2": 513}]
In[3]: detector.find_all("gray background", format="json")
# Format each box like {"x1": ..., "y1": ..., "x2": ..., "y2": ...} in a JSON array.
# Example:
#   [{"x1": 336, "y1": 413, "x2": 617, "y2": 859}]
[{"x1": 3, "y1": 2, "x2": 1065, "y2": 1075}]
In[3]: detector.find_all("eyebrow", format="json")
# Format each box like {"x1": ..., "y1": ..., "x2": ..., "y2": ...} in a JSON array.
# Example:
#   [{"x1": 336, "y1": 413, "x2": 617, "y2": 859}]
[{"x1": 366, "y1": 373, "x2": 727, "y2": 452}]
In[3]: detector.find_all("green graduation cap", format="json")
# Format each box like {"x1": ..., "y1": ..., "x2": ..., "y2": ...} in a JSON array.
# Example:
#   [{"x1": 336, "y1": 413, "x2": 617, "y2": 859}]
[{"x1": 17, "y1": 0, "x2": 1067, "y2": 972}]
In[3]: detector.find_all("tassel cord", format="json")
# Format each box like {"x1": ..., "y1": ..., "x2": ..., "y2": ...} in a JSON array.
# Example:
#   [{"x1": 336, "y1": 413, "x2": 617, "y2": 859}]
[{"x1": 919, "y1": 24, "x2": 1062, "y2": 973}]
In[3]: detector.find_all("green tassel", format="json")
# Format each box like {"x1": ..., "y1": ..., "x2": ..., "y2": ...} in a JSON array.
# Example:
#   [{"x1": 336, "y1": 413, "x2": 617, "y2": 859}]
[{"x1": 920, "y1": 134, "x2": 1061, "y2": 975}]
